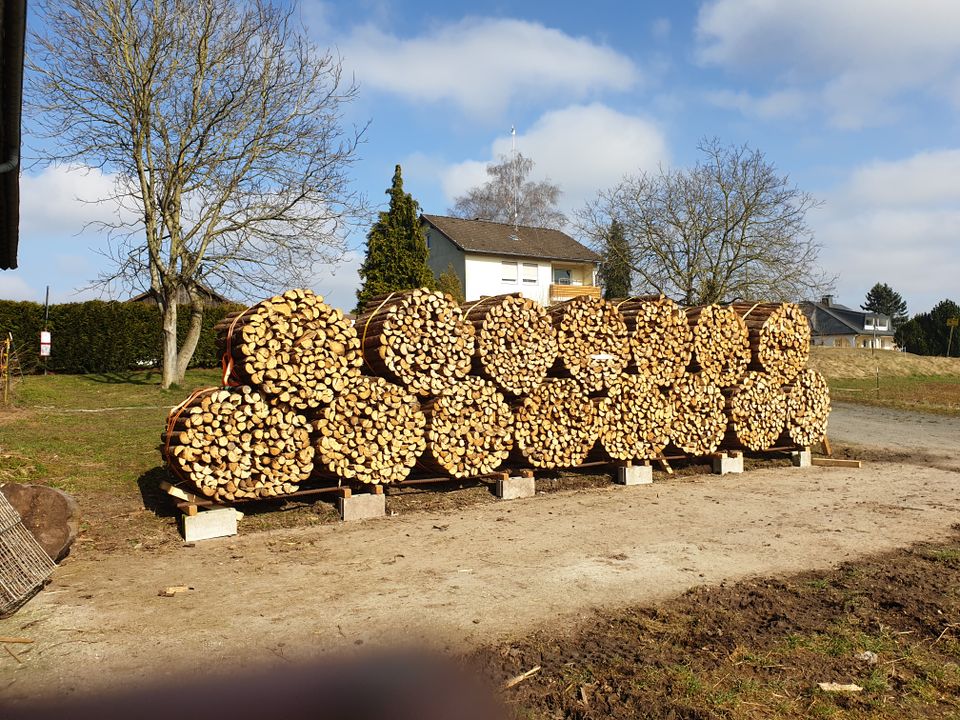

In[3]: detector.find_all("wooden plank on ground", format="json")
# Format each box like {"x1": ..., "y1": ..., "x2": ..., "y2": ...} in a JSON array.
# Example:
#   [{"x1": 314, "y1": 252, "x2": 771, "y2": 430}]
[{"x1": 811, "y1": 458, "x2": 861, "y2": 468}]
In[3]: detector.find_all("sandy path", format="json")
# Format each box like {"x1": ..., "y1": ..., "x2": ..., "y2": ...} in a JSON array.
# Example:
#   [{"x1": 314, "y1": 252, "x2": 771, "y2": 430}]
[{"x1": 2, "y1": 405, "x2": 959, "y2": 703}]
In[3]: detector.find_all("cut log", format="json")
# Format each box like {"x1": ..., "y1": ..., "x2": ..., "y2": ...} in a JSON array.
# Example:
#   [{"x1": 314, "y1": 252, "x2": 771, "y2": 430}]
[
  {"x1": 667, "y1": 373, "x2": 727, "y2": 456},
  {"x1": 355, "y1": 288, "x2": 475, "y2": 396},
  {"x1": 685, "y1": 304, "x2": 751, "y2": 388},
  {"x1": 512, "y1": 378, "x2": 600, "y2": 468},
  {"x1": 596, "y1": 373, "x2": 673, "y2": 461},
  {"x1": 215, "y1": 288, "x2": 361, "y2": 411},
  {"x1": 722, "y1": 371, "x2": 789, "y2": 451},
  {"x1": 546, "y1": 296, "x2": 629, "y2": 393},
  {"x1": 730, "y1": 302, "x2": 811, "y2": 384},
  {"x1": 613, "y1": 295, "x2": 693, "y2": 386},
  {"x1": 418, "y1": 376, "x2": 513, "y2": 478},
  {"x1": 161, "y1": 386, "x2": 314, "y2": 502},
  {"x1": 785, "y1": 368, "x2": 831, "y2": 447},
  {"x1": 462, "y1": 294, "x2": 558, "y2": 396},
  {"x1": 311, "y1": 376, "x2": 426, "y2": 485}
]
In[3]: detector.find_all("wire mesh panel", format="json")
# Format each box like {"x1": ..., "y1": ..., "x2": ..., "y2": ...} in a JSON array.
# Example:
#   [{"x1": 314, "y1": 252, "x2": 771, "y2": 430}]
[{"x1": 0, "y1": 491, "x2": 56, "y2": 617}]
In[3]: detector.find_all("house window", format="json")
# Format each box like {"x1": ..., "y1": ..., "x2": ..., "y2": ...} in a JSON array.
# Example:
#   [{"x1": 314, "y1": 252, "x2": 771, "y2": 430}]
[
  {"x1": 864, "y1": 318, "x2": 874, "y2": 330},
  {"x1": 501, "y1": 261, "x2": 518, "y2": 283},
  {"x1": 553, "y1": 268, "x2": 571, "y2": 285},
  {"x1": 522, "y1": 263, "x2": 538, "y2": 284}
]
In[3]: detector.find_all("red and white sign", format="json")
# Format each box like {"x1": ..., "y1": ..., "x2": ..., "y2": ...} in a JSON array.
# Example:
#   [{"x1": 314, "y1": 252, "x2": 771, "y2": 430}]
[{"x1": 40, "y1": 331, "x2": 51, "y2": 358}]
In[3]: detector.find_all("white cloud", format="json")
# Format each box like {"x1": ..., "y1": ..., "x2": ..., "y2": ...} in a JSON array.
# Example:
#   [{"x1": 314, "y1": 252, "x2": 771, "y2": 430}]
[
  {"x1": 341, "y1": 18, "x2": 638, "y2": 115},
  {"x1": 20, "y1": 165, "x2": 124, "y2": 238},
  {"x1": 311, "y1": 250, "x2": 362, "y2": 313},
  {"x1": 441, "y1": 104, "x2": 669, "y2": 214},
  {"x1": 814, "y1": 149, "x2": 960, "y2": 313},
  {"x1": 0, "y1": 274, "x2": 38, "y2": 301},
  {"x1": 705, "y1": 88, "x2": 810, "y2": 121},
  {"x1": 696, "y1": 0, "x2": 960, "y2": 127}
]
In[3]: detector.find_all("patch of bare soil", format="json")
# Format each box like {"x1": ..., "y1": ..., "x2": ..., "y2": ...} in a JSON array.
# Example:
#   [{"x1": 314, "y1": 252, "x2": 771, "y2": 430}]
[{"x1": 475, "y1": 532, "x2": 960, "y2": 719}]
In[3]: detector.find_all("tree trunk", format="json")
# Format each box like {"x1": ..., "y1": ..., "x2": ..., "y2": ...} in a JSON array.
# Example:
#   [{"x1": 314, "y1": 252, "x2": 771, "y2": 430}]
[
  {"x1": 175, "y1": 301, "x2": 204, "y2": 384},
  {"x1": 160, "y1": 297, "x2": 179, "y2": 389}
]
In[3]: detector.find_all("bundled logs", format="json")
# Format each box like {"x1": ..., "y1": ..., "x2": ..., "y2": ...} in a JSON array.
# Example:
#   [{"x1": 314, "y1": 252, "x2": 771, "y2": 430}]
[
  {"x1": 355, "y1": 289, "x2": 475, "y2": 396},
  {"x1": 162, "y1": 386, "x2": 314, "y2": 502},
  {"x1": 723, "y1": 371, "x2": 789, "y2": 451},
  {"x1": 785, "y1": 369, "x2": 831, "y2": 447},
  {"x1": 311, "y1": 376, "x2": 426, "y2": 485},
  {"x1": 686, "y1": 304, "x2": 751, "y2": 388},
  {"x1": 164, "y1": 286, "x2": 827, "y2": 500},
  {"x1": 731, "y1": 302, "x2": 811, "y2": 383},
  {"x1": 512, "y1": 379, "x2": 600, "y2": 468},
  {"x1": 615, "y1": 296, "x2": 693, "y2": 385},
  {"x1": 418, "y1": 377, "x2": 513, "y2": 478},
  {"x1": 215, "y1": 289, "x2": 361, "y2": 411},
  {"x1": 547, "y1": 296, "x2": 629, "y2": 392},
  {"x1": 596, "y1": 374, "x2": 673, "y2": 461},
  {"x1": 668, "y1": 374, "x2": 727, "y2": 456},
  {"x1": 462, "y1": 294, "x2": 558, "y2": 396}
]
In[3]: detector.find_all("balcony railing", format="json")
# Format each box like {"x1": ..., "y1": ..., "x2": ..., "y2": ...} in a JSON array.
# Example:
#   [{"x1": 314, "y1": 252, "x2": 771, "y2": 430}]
[{"x1": 549, "y1": 284, "x2": 601, "y2": 302}]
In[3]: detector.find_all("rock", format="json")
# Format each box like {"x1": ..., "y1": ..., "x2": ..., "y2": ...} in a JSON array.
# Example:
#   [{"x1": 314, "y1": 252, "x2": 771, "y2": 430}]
[
  {"x1": 856, "y1": 650, "x2": 879, "y2": 665},
  {"x1": 0, "y1": 484, "x2": 80, "y2": 562}
]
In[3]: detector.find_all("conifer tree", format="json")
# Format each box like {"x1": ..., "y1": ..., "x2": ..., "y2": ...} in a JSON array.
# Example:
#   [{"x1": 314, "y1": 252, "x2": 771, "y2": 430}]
[
  {"x1": 356, "y1": 165, "x2": 435, "y2": 312},
  {"x1": 435, "y1": 263, "x2": 465, "y2": 303},
  {"x1": 598, "y1": 219, "x2": 632, "y2": 299},
  {"x1": 861, "y1": 282, "x2": 908, "y2": 329}
]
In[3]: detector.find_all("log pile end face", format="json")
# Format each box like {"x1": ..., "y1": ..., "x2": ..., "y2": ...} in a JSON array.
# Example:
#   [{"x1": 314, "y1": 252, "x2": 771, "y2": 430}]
[
  {"x1": 688, "y1": 304, "x2": 750, "y2": 388},
  {"x1": 163, "y1": 387, "x2": 314, "y2": 501},
  {"x1": 472, "y1": 295, "x2": 559, "y2": 396},
  {"x1": 621, "y1": 297, "x2": 693, "y2": 386},
  {"x1": 421, "y1": 376, "x2": 514, "y2": 478},
  {"x1": 758, "y1": 304, "x2": 811, "y2": 383},
  {"x1": 599, "y1": 374, "x2": 673, "y2": 460},
  {"x1": 550, "y1": 296, "x2": 630, "y2": 393},
  {"x1": 231, "y1": 289, "x2": 362, "y2": 410},
  {"x1": 786, "y1": 368, "x2": 831, "y2": 447},
  {"x1": 513, "y1": 378, "x2": 600, "y2": 468},
  {"x1": 668, "y1": 374, "x2": 727, "y2": 456},
  {"x1": 726, "y1": 371, "x2": 788, "y2": 451},
  {"x1": 312, "y1": 376, "x2": 426, "y2": 484}
]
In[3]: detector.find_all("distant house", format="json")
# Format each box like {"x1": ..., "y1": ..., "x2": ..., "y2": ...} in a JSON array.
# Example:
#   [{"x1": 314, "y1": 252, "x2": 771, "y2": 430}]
[
  {"x1": 421, "y1": 214, "x2": 601, "y2": 305},
  {"x1": 800, "y1": 296, "x2": 896, "y2": 349},
  {"x1": 128, "y1": 284, "x2": 233, "y2": 308}
]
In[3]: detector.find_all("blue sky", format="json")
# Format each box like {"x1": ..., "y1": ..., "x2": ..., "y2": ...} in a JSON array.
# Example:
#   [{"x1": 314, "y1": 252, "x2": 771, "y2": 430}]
[{"x1": 5, "y1": 0, "x2": 960, "y2": 317}]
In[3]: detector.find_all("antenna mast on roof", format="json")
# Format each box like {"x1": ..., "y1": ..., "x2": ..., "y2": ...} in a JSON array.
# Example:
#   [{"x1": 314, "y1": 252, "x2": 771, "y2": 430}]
[{"x1": 511, "y1": 125, "x2": 519, "y2": 234}]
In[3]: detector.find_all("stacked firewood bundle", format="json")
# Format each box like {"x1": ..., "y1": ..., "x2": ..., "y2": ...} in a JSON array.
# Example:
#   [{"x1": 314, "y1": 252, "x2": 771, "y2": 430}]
[
  {"x1": 162, "y1": 386, "x2": 314, "y2": 502},
  {"x1": 355, "y1": 289, "x2": 475, "y2": 396},
  {"x1": 162, "y1": 285, "x2": 830, "y2": 501},
  {"x1": 547, "y1": 296, "x2": 630, "y2": 392}
]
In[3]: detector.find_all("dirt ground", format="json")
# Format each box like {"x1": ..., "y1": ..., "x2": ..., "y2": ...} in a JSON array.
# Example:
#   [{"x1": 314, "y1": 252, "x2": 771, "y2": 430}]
[{"x1": 2, "y1": 402, "x2": 960, "y2": 708}]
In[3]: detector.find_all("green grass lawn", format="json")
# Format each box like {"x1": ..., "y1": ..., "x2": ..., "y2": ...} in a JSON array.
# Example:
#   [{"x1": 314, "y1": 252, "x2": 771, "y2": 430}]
[{"x1": 828, "y1": 374, "x2": 960, "y2": 416}]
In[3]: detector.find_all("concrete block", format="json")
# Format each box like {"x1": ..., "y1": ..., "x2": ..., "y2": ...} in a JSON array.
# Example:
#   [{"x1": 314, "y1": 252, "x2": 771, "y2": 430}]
[
  {"x1": 495, "y1": 476, "x2": 535, "y2": 500},
  {"x1": 791, "y1": 449, "x2": 812, "y2": 468},
  {"x1": 712, "y1": 452, "x2": 743, "y2": 475},
  {"x1": 338, "y1": 492, "x2": 386, "y2": 521},
  {"x1": 181, "y1": 507, "x2": 239, "y2": 541},
  {"x1": 616, "y1": 464, "x2": 653, "y2": 485}
]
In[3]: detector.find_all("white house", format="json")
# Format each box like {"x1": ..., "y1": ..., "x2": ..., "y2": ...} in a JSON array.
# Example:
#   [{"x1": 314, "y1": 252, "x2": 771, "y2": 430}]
[
  {"x1": 421, "y1": 214, "x2": 601, "y2": 305},
  {"x1": 799, "y1": 296, "x2": 897, "y2": 349}
]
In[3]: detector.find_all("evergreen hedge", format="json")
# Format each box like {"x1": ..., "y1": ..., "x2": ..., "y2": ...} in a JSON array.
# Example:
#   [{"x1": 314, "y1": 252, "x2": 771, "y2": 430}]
[{"x1": 0, "y1": 300, "x2": 244, "y2": 374}]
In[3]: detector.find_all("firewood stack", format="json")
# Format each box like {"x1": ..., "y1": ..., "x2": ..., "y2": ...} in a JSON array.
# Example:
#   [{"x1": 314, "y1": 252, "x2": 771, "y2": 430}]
[
  {"x1": 685, "y1": 304, "x2": 751, "y2": 388},
  {"x1": 418, "y1": 377, "x2": 514, "y2": 478},
  {"x1": 615, "y1": 296, "x2": 693, "y2": 386},
  {"x1": 722, "y1": 371, "x2": 789, "y2": 451},
  {"x1": 512, "y1": 378, "x2": 600, "y2": 468},
  {"x1": 461, "y1": 294, "x2": 558, "y2": 396},
  {"x1": 162, "y1": 386, "x2": 315, "y2": 502},
  {"x1": 215, "y1": 289, "x2": 362, "y2": 410},
  {"x1": 596, "y1": 374, "x2": 673, "y2": 461},
  {"x1": 667, "y1": 374, "x2": 727, "y2": 456},
  {"x1": 784, "y1": 369, "x2": 831, "y2": 447},
  {"x1": 355, "y1": 289, "x2": 475, "y2": 396},
  {"x1": 730, "y1": 302, "x2": 811, "y2": 383},
  {"x1": 311, "y1": 376, "x2": 426, "y2": 485},
  {"x1": 547, "y1": 296, "x2": 630, "y2": 392}
]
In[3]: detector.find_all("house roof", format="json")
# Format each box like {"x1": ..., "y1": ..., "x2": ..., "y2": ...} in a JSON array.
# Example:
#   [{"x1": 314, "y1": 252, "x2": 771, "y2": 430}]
[
  {"x1": 0, "y1": 0, "x2": 27, "y2": 270},
  {"x1": 800, "y1": 301, "x2": 895, "y2": 337},
  {"x1": 421, "y1": 214, "x2": 600, "y2": 263}
]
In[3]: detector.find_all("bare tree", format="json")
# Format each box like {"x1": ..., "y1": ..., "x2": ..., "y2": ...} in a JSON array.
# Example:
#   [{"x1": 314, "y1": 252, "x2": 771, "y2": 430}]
[
  {"x1": 449, "y1": 152, "x2": 566, "y2": 230},
  {"x1": 28, "y1": 0, "x2": 366, "y2": 387},
  {"x1": 576, "y1": 138, "x2": 834, "y2": 305}
]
